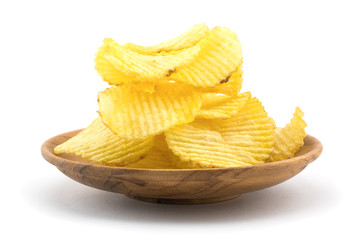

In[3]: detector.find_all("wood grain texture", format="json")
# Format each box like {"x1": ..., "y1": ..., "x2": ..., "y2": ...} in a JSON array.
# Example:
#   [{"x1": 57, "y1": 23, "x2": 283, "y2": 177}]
[{"x1": 41, "y1": 130, "x2": 323, "y2": 204}]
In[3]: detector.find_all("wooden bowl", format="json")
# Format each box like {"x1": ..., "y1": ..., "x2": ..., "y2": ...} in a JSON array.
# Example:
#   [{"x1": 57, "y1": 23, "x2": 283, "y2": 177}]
[{"x1": 41, "y1": 130, "x2": 322, "y2": 204}]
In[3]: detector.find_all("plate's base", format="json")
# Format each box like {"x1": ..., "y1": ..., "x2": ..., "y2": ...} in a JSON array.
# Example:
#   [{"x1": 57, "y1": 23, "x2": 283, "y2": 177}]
[{"x1": 128, "y1": 194, "x2": 241, "y2": 204}]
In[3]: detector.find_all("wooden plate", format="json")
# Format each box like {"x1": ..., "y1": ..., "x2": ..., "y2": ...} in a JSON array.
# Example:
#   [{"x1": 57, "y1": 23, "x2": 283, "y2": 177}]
[{"x1": 41, "y1": 130, "x2": 323, "y2": 204}]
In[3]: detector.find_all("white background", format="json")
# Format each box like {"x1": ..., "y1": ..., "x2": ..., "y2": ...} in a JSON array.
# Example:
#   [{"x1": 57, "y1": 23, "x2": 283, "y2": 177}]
[{"x1": 1, "y1": 0, "x2": 359, "y2": 239}]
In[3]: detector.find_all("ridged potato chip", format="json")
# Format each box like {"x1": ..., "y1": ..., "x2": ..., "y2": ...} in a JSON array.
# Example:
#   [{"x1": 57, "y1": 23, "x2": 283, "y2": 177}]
[
  {"x1": 125, "y1": 135, "x2": 178, "y2": 169},
  {"x1": 125, "y1": 64, "x2": 243, "y2": 96},
  {"x1": 96, "y1": 38, "x2": 201, "y2": 85},
  {"x1": 98, "y1": 83, "x2": 202, "y2": 140},
  {"x1": 95, "y1": 26, "x2": 242, "y2": 88},
  {"x1": 268, "y1": 107, "x2": 307, "y2": 162},
  {"x1": 54, "y1": 117, "x2": 154, "y2": 166},
  {"x1": 196, "y1": 92, "x2": 250, "y2": 119},
  {"x1": 123, "y1": 23, "x2": 209, "y2": 55},
  {"x1": 211, "y1": 97, "x2": 275, "y2": 162},
  {"x1": 165, "y1": 120, "x2": 258, "y2": 168},
  {"x1": 94, "y1": 41, "x2": 130, "y2": 86},
  {"x1": 205, "y1": 67, "x2": 243, "y2": 96},
  {"x1": 169, "y1": 26, "x2": 242, "y2": 87}
]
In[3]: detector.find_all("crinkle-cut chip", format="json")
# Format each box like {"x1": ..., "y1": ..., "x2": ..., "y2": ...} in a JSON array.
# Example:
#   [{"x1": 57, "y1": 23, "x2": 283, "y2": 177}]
[
  {"x1": 196, "y1": 92, "x2": 251, "y2": 119},
  {"x1": 95, "y1": 38, "x2": 201, "y2": 85},
  {"x1": 95, "y1": 41, "x2": 131, "y2": 85},
  {"x1": 268, "y1": 107, "x2": 307, "y2": 162},
  {"x1": 169, "y1": 26, "x2": 243, "y2": 87},
  {"x1": 123, "y1": 23, "x2": 210, "y2": 55},
  {"x1": 205, "y1": 67, "x2": 244, "y2": 96},
  {"x1": 211, "y1": 97, "x2": 275, "y2": 162},
  {"x1": 129, "y1": 65, "x2": 244, "y2": 96},
  {"x1": 95, "y1": 26, "x2": 242, "y2": 88},
  {"x1": 54, "y1": 117, "x2": 154, "y2": 166},
  {"x1": 98, "y1": 83, "x2": 202, "y2": 140},
  {"x1": 165, "y1": 120, "x2": 258, "y2": 168},
  {"x1": 95, "y1": 39, "x2": 200, "y2": 85},
  {"x1": 125, "y1": 135, "x2": 178, "y2": 169}
]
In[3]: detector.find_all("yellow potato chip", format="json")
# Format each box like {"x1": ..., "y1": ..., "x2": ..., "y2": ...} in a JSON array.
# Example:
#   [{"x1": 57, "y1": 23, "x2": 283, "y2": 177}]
[
  {"x1": 98, "y1": 83, "x2": 202, "y2": 140},
  {"x1": 96, "y1": 38, "x2": 201, "y2": 85},
  {"x1": 165, "y1": 120, "x2": 258, "y2": 168},
  {"x1": 54, "y1": 117, "x2": 154, "y2": 166},
  {"x1": 205, "y1": 67, "x2": 244, "y2": 96},
  {"x1": 95, "y1": 26, "x2": 242, "y2": 88},
  {"x1": 125, "y1": 135, "x2": 178, "y2": 169},
  {"x1": 268, "y1": 107, "x2": 307, "y2": 162},
  {"x1": 169, "y1": 26, "x2": 243, "y2": 87},
  {"x1": 95, "y1": 41, "x2": 131, "y2": 85},
  {"x1": 123, "y1": 23, "x2": 209, "y2": 55},
  {"x1": 196, "y1": 92, "x2": 251, "y2": 119},
  {"x1": 211, "y1": 97, "x2": 275, "y2": 162}
]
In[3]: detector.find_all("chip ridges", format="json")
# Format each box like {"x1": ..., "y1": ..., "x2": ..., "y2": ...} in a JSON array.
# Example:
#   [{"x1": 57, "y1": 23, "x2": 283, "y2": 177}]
[
  {"x1": 196, "y1": 92, "x2": 251, "y2": 119},
  {"x1": 95, "y1": 26, "x2": 243, "y2": 88},
  {"x1": 54, "y1": 117, "x2": 154, "y2": 166},
  {"x1": 268, "y1": 107, "x2": 307, "y2": 162},
  {"x1": 211, "y1": 97, "x2": 275, "y2": 162},
  {"x1": 125, "y1": 134, "x2": 178, "y2": 169},
  {"x1": 94, "y1": 40, "x2": 131, "y2": 85},
  {"x1": 98, "y1": 38, "x2": 201, "y2": 84},
  {"x1": 205, "y1": 67, "x2": 244, "y2": 96},
  {"x1": 169, "y1": 27, "x2": 243, "y2": 87},
  {"x1": 98, "y1": 84, "x2": 202, "y2": 140},
  {"x1": 165, "y1": 120, "x2": 258, "y2": 168}
]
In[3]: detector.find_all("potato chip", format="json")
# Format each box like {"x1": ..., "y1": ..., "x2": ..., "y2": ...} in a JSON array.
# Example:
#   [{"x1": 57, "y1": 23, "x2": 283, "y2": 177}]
[
  {"x1": 98, "y1": 83, "x2": 202, "y2": 140},
  {"x1": 95, "y1": 26, "x2": 242, "y2": 88},
  {"x1": 165, "y1": 120, "x2": 258, "y2": 168},
  {"x1": 211, "y1": 97, "x2": 275, "y2": 162},
  {"x1": 268, "y1": 107, "x2": 307, "y2": 162},
  {"x1": 95, "y1": 38, "x2": 201, "y2": 85},
  {"x1": 125, "y1": 134, "x2": 178, "y2": 169},
  {"x1": 54, "y1": 117, "x2": 154, "y2": 166},
  {"x1": 95, "y1": 41, "x2": 131, "y2": 86},
  {"x1": 123, "y1": 23, "x2": 209, "y2": 55},
  {"x1": 196, "y1": 92, "x2": 250, "y2": 119},
  {"x1": 169, "y1": 26, "x2": 242, "y2": 87},
  {"x1": 205, "y1": 67, "x2": 244, "y2": 96}
]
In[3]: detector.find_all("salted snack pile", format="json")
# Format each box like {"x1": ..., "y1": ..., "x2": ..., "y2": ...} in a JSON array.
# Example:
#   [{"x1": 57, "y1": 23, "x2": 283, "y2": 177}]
[{"x1": 54, "y1": 24, "x2": 307, "y2": 169}]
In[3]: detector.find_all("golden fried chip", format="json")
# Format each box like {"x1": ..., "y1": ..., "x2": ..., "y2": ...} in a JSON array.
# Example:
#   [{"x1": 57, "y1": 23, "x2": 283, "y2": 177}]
[
  {"x1": 268, "y1": 107, "x2": 307, "y2": 162},
  {"x1": 95, "y1": 26, "x2": 242, "y2": 88},
  {"x1": 98, "y1": 83, "x2": 202, "y2": 140},
  {"x1": 205, "y1": 67, "x2": 244, "y2": 96},
  {"x1": 211, "y1": 97, "x2": 275, "y2": 162},
  {"x1": 125, "y1": 135, "x2": 178, "y2": 169},
  {"x1": 123, "y1": 23, "x2": 209, "y2": 55},
  {"x1": 94, "y1": 41, "x2": 130, "y2": 86},
  {"x1": 169, "y1": 26, "x2": 242, "y2": 87},
  {"x1": 196, "y1": 92, "x2": 251, "y2": 119},
  {"x1": 95, "y1": 38, "x2": 201, "y2": 85},
  {"x1": 54, "y1": 117, "x2": 154, "y2": 166},
  {"x1": 165, "y1": 120, "x2": 257, "y2": 168}
]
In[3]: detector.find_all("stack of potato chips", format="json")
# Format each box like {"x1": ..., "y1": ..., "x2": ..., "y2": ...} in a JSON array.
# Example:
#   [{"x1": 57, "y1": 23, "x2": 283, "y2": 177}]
[{"x1": 55, "y1": 24, "x2": 307, "y2": 169}]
